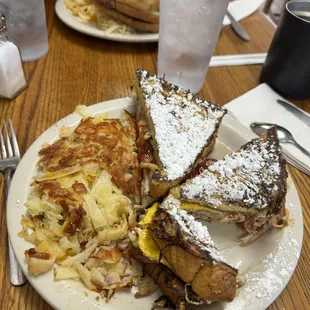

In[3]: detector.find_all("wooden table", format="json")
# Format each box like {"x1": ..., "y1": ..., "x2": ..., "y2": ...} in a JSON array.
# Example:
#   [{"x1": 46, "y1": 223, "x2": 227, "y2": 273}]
[{"x1": 0, "y1": 2, "x2": 309, "y2": 309}]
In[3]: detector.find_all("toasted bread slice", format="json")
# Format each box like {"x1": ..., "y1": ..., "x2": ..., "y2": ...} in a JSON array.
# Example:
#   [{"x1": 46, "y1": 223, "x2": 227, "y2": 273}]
[
  {"x1": 135, "y1": 70, "x2": 226, "y2": 198},
  {"x1": 96, "y1": 0, "x2": 159, "y2": 24},
  {"x1": 93, "y1": 1, "x2": 159, "y2": 32},
  {"x1": 130, "y1": 246, "x2": 206, "y2": 309},
  {"x1": 137, "y1": 197, "x2": 237, "y2": 302},
  {"x1": 98, "y1": 0, "x2": 159, "y2": 12},
  {"x1": 146, "y1": 263, "x2": 207, "y2": 309},
  {"x1": 176, "y1": 127, "x2": 288, "y2": 244}
]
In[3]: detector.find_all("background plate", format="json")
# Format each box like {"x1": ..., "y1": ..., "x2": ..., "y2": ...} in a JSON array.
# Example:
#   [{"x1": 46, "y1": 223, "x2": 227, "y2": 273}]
[
  {"x1": 55, "y1": 0, "x2": 159, "y2": 43},
  {"x1": 7, "y1": 98, "x2": 303, "y2": 310}
]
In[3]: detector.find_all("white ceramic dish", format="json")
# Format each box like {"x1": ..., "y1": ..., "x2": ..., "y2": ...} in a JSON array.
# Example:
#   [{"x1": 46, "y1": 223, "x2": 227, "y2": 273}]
[
  {"x1": 7, "y1": 98, "x2": 303, "y2": 310},
  {"x1": 55, "y1": 0, "x2": 159, "y2": 43}
]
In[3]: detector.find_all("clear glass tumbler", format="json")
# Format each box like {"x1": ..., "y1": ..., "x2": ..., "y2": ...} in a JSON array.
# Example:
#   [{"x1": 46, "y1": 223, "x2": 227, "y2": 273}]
[
  {"x1": 158, "y1": 0, "x2": 229, "y2": 94},
  {"x1": 0, "y1": 0, "x2": 48, "y2": 61}
]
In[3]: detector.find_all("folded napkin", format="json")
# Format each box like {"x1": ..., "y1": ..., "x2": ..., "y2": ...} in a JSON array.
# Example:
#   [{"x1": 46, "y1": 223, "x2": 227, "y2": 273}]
[
  {"x1": 210, "y1": 53, "x2": 266, "y2": 67},
  {"x1": 225, "y1": 83, "x2": 310, "y2": 170},
  {"x1": 223, "y1": 0, "x2": 266, "y2": 26}
]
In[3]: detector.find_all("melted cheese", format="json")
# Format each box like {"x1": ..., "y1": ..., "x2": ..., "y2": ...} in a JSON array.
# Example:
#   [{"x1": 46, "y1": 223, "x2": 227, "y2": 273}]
[
  {"x1": 139, "y1": 203, "x2": 159, "y2": 225},
  {"x1": 179, "y1": 201, "x2": 208, "y2": 211},
  {"x1": 137, "y1": 203, "x2": 170, "y2": 267}
]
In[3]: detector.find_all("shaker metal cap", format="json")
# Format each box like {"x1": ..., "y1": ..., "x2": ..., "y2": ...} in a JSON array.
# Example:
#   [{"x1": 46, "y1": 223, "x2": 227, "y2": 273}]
[
  {"x1": 0, "y1": 14, "x2": 6, "y2": 34},
  {"x1": 0, "y1": 13, "x2": 6, "y2": 33}
]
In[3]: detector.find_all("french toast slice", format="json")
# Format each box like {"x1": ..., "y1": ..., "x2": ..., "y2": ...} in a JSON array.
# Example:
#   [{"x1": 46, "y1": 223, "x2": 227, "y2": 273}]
[
  {"x1": 130, "y1": 246, "x2": 206, "y2": 309},
  {"x1": 95, "y1": 0, "x2": 159, "y2": 24},
  {"x1": 136, "y1": 197, "x2": 238, "y2": 303},
  {"x1": 176, "y1": 126, "x2": 288, "y2": 244},
  {"x1": 135, "y1": 70, "x2": 226, "y2": 198}
]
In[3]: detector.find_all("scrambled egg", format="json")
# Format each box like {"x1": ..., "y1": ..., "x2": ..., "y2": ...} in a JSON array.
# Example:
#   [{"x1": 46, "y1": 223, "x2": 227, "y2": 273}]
[{"x1": 137, "y1": 203, "x2": 170, "y2": 267}]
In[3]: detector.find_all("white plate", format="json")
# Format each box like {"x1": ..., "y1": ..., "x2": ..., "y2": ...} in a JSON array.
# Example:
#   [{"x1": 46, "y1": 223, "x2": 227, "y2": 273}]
[
  {"x1": 7, "y1": 98, "x2": 303, "y2": 310},
  {"x1": 55, "y1": 0, "x2": 159, "y2": 43}
]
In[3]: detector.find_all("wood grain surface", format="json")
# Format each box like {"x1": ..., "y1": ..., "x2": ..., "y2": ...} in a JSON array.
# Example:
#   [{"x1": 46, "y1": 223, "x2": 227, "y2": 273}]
[{"x1": 0, "y1": 1, "x2": 309, "y2": 309}]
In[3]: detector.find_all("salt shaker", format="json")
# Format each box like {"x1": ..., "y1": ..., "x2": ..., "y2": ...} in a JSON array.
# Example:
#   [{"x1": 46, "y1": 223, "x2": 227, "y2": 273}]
[{"x1": 0, "y1": 14, "x2": 27, "y2": 100}]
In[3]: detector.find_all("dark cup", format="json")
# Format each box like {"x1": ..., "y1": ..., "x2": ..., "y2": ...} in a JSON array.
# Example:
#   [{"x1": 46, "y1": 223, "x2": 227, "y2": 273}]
[{"x1": 260, "y1": 1, "x2": 310, "y2": 99}]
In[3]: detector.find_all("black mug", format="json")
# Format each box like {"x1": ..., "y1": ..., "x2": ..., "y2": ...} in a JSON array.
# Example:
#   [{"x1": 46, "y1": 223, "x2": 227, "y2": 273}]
[{"x1": 260, "y1": 1, "x2": 310, "y2": 100}]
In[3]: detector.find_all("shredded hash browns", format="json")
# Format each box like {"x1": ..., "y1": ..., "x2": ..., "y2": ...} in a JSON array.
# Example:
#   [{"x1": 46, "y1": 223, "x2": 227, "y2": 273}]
[{"x1": 19, "y1": 109, "x2": 147, "y2": 300}]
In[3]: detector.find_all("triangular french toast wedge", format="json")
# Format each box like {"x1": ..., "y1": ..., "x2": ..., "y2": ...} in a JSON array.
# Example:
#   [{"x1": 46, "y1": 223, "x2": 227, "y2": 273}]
[
  {"x1": 135, "y1": 70, "x2": 226, "y2": 198},
  {"x1": 174, "y1": 126, "x2": 288, "y2": 245},
  {"x1": 130, "y1": 244, "x2": 207, "y2": 309},
  {"x1": 135, "y1": 196, "x2": 238, "y2": 303}
]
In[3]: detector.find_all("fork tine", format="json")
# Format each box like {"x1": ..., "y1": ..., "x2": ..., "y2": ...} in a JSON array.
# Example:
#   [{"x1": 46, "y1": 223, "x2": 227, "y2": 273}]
[
  {"x1": 9, "y1": 119, "x2": 20, "y2": 158},
  {"x1": 2, "y1": 120, "x2": 13, "y2": 157},
  {"x1": 0, "y1": 125, "x2": 7, "y2": 158}
]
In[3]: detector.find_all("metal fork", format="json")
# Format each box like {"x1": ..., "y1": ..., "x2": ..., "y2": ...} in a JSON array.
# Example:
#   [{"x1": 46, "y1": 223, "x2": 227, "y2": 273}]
[{"x1": 0, "y1": 120, "x2": 27, "y2": 286}]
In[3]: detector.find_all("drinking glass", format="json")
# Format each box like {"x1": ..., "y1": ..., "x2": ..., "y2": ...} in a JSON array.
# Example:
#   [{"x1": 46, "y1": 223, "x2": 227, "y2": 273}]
[
  {"x1": 0, "y1": 0, "x2": 48, "y2": 61},
  {"x1": 158, "y1": 0, "x2": 230, "y2": 94}
]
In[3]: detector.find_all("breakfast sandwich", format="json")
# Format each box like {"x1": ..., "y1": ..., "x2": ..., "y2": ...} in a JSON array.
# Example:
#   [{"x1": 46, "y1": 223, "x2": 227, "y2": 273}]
[
  {"x1": 135, "y1": 70, "x2": 227, "y2": 199},
  {"x1": 93, "y1": 0, "x2": 159, "y2": 32},
  {"x1": 173, "y1": 126, "x2": 288, "y2": 245},
  {"x1": 132, "y1": 196, "x2": 238, "y2": 308}
]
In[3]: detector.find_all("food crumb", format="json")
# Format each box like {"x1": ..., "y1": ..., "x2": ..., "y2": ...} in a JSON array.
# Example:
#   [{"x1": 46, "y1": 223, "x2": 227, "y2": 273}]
[
  {"x1": 75, "y1": 105, "x2": 90, "y2": 118},
  {"x1": 59, "y1": 126, "x2": 71, "y2": 137}
]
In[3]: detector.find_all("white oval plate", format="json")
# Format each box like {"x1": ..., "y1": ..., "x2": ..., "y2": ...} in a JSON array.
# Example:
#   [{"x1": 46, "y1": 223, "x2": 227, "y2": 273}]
[
  {"x1": 7, "y1": 98, "x2": 303, "y2": 310},
  {"x1": 55, "y1": 0, "x2": 159, "y2": 43}
]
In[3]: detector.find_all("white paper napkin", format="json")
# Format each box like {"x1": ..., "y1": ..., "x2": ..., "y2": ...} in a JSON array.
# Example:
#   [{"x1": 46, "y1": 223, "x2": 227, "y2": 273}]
[
  {"x1": 223, "y1": 0, "x2": 266, "y2": 26},
  {"x1": 225, "y1": 83, "x2": 310, "y2": 169},
  {"x1": 210, "y1": 53, "x2": 266, "y2": 67}
]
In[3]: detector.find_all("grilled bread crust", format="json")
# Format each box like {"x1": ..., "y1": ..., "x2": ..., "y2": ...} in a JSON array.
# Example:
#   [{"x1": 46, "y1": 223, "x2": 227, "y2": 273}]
[
  {"x1": 96, "y1": 0, "x2": 159, "y2": 12},
  {"x1": 175, "y1": 127, "x2": 288, "y2": 245},
  {"x1": 135, "y1": 70, "x2": 226, "y2": 198},
  {"x1": 95, "y1": 0, "x2": 159, "y2": 23},
  {"x1": 148, "y1": 136, "x2": 217, "y2": 198},
  {"x1": 96, "y1": 6, "x2": 159, "y2": 32},
  {"x1": 149, "y1": 206, "x2": 237, "y2": 302},
  {"x1": 180, "y1": 127, "x2": 288, "y2": 214},
  {"x1": 129, "y1": 246, "x2": 205, "y2": 309}
]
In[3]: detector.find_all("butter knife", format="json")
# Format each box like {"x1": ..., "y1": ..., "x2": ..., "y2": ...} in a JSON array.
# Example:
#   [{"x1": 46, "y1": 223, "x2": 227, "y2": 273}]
[
  {"x1": 277, "y1": 99, "x2": 310, "y2": 128},
  {"x1": 226, "y1": 10, "x2": 250, "y2": 41}
]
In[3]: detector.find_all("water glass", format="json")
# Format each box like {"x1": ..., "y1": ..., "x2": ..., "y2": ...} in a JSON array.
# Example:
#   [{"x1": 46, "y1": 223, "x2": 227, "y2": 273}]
[
  {"x1": 158, "y1": 0, "x2": 230, "y2": 94},
  {"x1": 0, "y1": 0, "x2": 48, "y2": 61}
]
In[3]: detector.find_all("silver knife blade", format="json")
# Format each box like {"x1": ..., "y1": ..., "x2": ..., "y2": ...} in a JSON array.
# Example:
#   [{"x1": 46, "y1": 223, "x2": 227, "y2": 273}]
[
  {"x1": 226, "y1": 10, "x2": 250, "y2": 41},
  {"x1": 277, "y1": 99, "x2": 310, "y2": 128}
]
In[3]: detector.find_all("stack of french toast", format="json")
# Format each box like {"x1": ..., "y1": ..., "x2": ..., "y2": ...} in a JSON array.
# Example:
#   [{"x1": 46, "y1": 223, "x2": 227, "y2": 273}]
[
  {"x1": 131, "y1": 70, "x2": 288, "y2": 309},
  {"x1": 93, "y1": 0, "x2": 159, "y2": 32}
]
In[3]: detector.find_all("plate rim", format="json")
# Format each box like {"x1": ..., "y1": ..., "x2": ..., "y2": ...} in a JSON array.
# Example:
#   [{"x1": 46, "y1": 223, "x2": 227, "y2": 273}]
[
  {"x1": 55, "y1": 0, "x2": 159, "y2": 43},
  {"x1": 7, "y1": 98, "x2": 304, "y2": 310}
]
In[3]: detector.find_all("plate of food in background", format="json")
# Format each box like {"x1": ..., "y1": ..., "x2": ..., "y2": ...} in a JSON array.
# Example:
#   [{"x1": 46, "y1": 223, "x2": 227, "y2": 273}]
[{"x1": 55, "y1": 0, "x2": 159, "y2": 42}]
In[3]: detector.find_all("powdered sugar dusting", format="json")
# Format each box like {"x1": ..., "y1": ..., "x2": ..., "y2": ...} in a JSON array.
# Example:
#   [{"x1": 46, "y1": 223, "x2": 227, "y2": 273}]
[
  {"x1": 181, "y1": 134, "x2": 282, "y2": 209},
  {"x1": 243, "y1": 230, "x2": 299, "y2": 300},
  {"x1": 160, "y1": 196, "x2": 224, "y2": 262},
  {"x1": 226, "y1": 226, "x2": 301, "y2": 310},
  {"x1": 137, "y1": 70, "x2": 226, "y2": 181}
]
